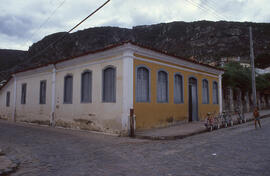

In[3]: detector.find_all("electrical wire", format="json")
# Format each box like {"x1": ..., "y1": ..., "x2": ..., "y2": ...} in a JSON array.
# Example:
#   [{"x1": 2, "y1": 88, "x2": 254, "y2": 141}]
[
  {"x1": 30, "y1": 0, "x2": 67, "y2": 42},
  {"x1": 27, "y1": 0, "x2": 111, "y2": 61},
  {"x1": 200, "y1": 0, "x2": 230, "y2": 20},
  {"x1": 185, "y1": 0, "x2": 228, "y2": 21}
]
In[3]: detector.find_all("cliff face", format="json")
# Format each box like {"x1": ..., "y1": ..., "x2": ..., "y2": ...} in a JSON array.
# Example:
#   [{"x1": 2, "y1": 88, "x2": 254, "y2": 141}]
[
  {"x1": 1, "y1": 20, "x2": 270, "y2": 82},
  {"x1": 0, "y1": 49, "x2": 27, "y2": 81}
]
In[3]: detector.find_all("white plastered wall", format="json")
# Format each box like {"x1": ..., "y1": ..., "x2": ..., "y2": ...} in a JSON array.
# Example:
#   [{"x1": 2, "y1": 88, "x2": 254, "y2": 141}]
[
  {"x1": 14, "y1": 69, "x2": 52, "y2": 123},
  {"x1": 54, "y1": 55, "x2": 125, "y2": 134},
  {"x1": 0, "y1": 79, "x2": 14, "y2": 120}
]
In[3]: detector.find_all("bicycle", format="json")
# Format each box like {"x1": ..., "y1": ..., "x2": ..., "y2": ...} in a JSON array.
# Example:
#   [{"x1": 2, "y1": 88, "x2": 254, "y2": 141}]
[{"x1": 234, "y1": 108, "x2": 246, "y2": 124}]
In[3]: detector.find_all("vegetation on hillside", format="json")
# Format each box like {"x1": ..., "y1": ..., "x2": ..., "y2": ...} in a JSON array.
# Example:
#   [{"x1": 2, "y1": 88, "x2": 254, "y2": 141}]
[{"x1": 222, "y1": 62, "x2": 270, "y2": 92}]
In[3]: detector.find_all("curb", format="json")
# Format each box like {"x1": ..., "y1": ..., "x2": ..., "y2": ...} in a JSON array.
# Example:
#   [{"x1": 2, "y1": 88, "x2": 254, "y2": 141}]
[
  {"x1": 135, "y1": 129, "x2": 207, "y2": 140},
  {"x1": 135, "y1": 113, "x2": 270, "y2": 141}
]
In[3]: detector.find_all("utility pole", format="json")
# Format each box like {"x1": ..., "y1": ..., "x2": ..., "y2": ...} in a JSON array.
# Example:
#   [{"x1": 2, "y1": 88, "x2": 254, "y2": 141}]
[{"x1": 249, "y1": 26, "x2": 257, "y2": 109}]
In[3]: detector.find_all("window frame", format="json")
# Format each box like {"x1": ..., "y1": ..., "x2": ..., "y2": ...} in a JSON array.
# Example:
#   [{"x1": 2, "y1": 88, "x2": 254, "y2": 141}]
[
  {"x1": 102, "y1": 66, "x2": 116, "y2": 103},
  {"x1": 81, "y1": 70, "x2": 92, "y2": 103},
  {"x1": 135, "y1": 65, "x2": 151, "y2": 103},
  {"x1": 174, "y1": 73, "x2": 184, "y2": 104},
  {"x1": 39, "y1": 80, "x2": 47, "y2": 104},
  {"x1": 63, "y1": 74, "x2": 73, "y2": 104},
  {"x1": 157, "y1": 69, "x2": 169, "y2": 103},
  {"x1": 202, "y1": 79, "x2": 209, "y2": 104}
]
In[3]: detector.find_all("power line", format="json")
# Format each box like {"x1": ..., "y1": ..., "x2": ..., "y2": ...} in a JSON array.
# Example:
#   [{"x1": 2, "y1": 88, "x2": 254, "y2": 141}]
[
  {"x1": 185, "y1": 0, "x2": 221, "y2": 20},
  {"x1": 27, "y1": 0, "x2": 111, "y2": 61},
  {"x1": 185, "y1": 0, "x2": 229, "y2": 21},
  {"x1": 192, "y1": 0, "x2": 228, "y2": 20},
  {"x1": 30, "y1": 0, "x2": 67, "y2": 42},
  {"x1": 201, "y1": 0, "x2": 231, "y2": 20}
]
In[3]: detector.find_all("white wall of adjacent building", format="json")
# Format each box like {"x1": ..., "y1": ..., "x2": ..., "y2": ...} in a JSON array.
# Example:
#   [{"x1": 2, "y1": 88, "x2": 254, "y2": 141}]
[{"x1": 0, "y1": 46, "x2": 133, "y2": 135}]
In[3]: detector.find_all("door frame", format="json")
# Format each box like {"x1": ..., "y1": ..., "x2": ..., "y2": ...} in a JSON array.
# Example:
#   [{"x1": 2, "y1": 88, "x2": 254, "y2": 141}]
[{"x1": 188, "y1": 76, "x2": 199, "y2": 122}]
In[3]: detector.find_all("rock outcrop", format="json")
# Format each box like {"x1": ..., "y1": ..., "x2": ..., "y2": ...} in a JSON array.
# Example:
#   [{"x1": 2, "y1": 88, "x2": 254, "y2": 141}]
[{"x1": 1, "y1": 20, "x2": 270, "y2": 82}]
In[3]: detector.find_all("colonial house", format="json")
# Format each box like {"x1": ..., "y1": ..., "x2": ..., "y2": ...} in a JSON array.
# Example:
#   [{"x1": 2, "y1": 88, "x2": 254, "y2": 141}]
[{"x1": 0, "y1": 42, "x2": 224, "y2": 135}]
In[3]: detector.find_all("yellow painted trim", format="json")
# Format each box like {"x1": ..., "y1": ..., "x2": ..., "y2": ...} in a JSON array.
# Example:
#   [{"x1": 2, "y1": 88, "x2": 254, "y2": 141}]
[{"x1": 134, "y1": 53, "x2": 219, "y2": 78}]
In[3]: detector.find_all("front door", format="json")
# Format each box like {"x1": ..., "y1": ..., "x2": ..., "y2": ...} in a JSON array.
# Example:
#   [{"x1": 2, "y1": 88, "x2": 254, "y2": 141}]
[{"x1": 189, "y1": 77, "x2": 198, "y2": 121}]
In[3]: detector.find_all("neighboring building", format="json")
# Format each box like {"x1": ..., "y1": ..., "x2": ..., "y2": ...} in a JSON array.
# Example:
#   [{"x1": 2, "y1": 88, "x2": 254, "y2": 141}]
[
  {"x1": 240, "y1": 62, "x2": 250, "y2": 68},
  {"x1": 220, "y1": 56, "x2": 241, "y2": 67},
  {"x1": 0, "y1": 42, "x2": 224, "y2": 135},
  {"x1": 255, "y1": 67, "x2": 270, "y2": 75}
]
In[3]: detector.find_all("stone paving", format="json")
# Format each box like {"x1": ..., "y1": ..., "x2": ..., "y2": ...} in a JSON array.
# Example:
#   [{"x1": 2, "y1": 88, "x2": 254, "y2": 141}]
[
  {"x1": 0, "y1": 118, "x2": 270, "y2": 176},
  {"x1": 0, "y1": 149, "x2": 18, "y2": 175}
]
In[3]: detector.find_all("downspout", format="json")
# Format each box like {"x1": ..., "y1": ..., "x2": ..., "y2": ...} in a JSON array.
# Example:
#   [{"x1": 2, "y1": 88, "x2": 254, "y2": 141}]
[
  {"x1": 12, "y1": 75, "x2": 17, "y2": 122},
  {"x1": 219, "y1": 74, "x2": 223, "y2": 113},
  {"x1": 50, "y1": 65, "x2": 56, "y2": 126}
]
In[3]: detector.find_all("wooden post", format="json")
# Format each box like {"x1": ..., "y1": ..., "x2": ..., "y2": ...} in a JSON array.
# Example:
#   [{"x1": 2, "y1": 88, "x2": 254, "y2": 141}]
[{"x1": 129, "y1": 108, "x2": 135, "y2": 137}]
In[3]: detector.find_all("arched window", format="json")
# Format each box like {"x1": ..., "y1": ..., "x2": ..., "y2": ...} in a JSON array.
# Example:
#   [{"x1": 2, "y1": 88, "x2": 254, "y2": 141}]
[
  {"x1": 64, "y1": 75, "x2": 73, "y2": 104},
  {"x1": 213, "y1": 81, "x2": 219, "y2": 104},
  {"x1": 202, "y1": 79, "x2": 209, "y2": 104},
  {"x1": 136, "y1": 66, "x2": 150, "y2": 102},
  {"x1": 103, "y1": 66, "x2": 116, "y2": 102},
  {"x1": 21, "y1": 83, "x2": 27, "y2": 104},
  {"x1": 81, "y1": 71, "x2": 92, "y2": 103},
  {"x1": 157, "y1": 70, "x2": 168, "y2": 103},
  {"x1": 174, "y1": 74, "x2": 183, "y2": 103},
  {"x1": 39, "y1": 80, "x2": 47, "y2": 104},
  {"x1": 6, "y1": 91, "x2": 10, "y2": 107}
]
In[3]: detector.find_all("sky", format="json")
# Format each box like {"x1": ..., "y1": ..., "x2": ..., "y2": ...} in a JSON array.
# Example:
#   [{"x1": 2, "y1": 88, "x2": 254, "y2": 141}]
[{"x1": 0, "y1": 0, "x2": 269, "y2": 50}]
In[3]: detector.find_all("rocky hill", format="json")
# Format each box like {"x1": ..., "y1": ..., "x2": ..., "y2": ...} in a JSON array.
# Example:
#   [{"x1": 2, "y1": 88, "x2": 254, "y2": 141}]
[
  {"x1": 1, "y1": 20, "x2": 270, "y2": 82},
  {"x1": 0, "y1": 49, "x2": 27, "y2": 82}
]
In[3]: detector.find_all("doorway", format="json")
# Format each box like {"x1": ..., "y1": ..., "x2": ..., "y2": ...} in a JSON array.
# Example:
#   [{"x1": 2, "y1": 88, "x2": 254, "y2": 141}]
[{"x1": 189, "y1": 77, "x2": 198, "y2": 122}]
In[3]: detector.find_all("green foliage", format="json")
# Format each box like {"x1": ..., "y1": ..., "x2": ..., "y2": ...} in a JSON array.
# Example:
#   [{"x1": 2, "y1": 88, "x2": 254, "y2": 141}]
[
  {"x1": 256, "y1": 73, "x2": 270, "y2": 92},
  {"x1": 222, "y1": 62, "x2": 270, "y2": 92},
  {"x1": 222, "y1": 62, "x2": 251, "y2": 91}
]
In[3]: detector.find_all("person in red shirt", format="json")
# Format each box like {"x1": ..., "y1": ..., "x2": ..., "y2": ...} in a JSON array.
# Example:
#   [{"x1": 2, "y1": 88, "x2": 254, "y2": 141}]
[{"x1": 253, "y1": 107, "x2": 262, "y2": 129}]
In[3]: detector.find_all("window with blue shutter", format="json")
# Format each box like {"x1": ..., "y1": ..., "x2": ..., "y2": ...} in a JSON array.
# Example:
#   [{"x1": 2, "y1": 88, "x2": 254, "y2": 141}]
[
  {"x1": 174, "y1": 74, "x2": 183, "y2": 103},
  {"x1": 157, "y1": 70, "x2": 168, "y2": 103},
  {"x1": 213, "y1": 81, "x2": 219, "y2": 104},
  {"x1": 102, "y1": 67, "x2": 116, "y2": 102},
  {"x1": 40, "y1": 80, "x2": 47, "y2": 104},
  {"x1": 81, "y1": 71, "x2": 92, "y2": 103},
  {"x1": 202, "y1": 79, "x2": 209, "y2": 104},
  {"x1": 136, "y1": 66, "x2": 150, "y2": 102},
  {"x1": 64, "y1": 75, "x2": 73, "y2": 104}
]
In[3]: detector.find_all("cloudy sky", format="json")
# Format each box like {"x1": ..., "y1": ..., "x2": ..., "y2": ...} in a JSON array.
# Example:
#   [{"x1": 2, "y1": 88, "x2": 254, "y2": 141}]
[{"x1": 0, "y1": 0, "x2": 269, "y2": 50}]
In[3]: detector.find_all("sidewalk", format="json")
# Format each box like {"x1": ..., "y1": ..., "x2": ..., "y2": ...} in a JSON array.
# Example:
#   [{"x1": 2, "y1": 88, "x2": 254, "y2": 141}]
[{"x1": 135, "y1": 109, "x2": 270, "y2": 140}]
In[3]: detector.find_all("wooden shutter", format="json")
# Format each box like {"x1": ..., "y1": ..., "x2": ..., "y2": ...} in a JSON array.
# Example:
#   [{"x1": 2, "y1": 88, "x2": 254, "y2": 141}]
[
  {"x1": 6, "y1": 91, "x2": 10, "y2": 107},
  {"x1": 174, "y1": 74, "x2": 183, "y2": 103},
  {"x1": 81, "y1": 71, "x2": 92, "y2": 103},
  {"x1": 202, "y1": 80, "x2": 209, "y2": 104},
  {"x1": 213, "y1": 82, "x2": 218, "y2": 104},
  {"x1": 136, "y1": 67, "x2": 149, "y2": 102},
  {"x1": 103, "y1": 67, "x2": 116, "y2": 102},
  {"x1": 21, "y1": 83, "x2": 27, "y2": 104},
  {"x1": 64, "y1": 75, "x2": 73, "y2": 104},
  {"x1": 40, "y1": 80, "x2": 46, "y2": 104},
  {"x1": 157, "y1": 71, "x2": 168, "y2": 103}
]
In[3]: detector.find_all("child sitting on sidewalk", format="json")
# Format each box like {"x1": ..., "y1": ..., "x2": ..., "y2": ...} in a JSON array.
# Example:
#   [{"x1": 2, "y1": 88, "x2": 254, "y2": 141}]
[{"x1": 253, "y1": 107, "x2": 262, "y2": 129}]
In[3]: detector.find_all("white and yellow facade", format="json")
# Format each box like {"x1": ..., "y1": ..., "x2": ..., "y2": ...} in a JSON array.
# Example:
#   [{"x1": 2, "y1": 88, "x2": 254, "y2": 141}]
[{"x1": 0, "y1": 42, "x2": 223, "y2": 135}]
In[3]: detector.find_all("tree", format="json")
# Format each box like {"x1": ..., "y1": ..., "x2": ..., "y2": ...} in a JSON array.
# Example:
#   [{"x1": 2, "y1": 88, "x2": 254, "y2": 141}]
[
  {"x1": 222, "y1": 62, "x2": 270, "y2": 92},
  {"x1": 222, "y1": 62, "x2": 251, "y2": 92}
]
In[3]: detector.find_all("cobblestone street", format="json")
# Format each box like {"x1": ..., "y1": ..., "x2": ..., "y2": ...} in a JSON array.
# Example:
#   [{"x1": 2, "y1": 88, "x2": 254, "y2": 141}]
[{"x1": 0, "y1": 118, "x2": 270, "y2": 176}]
